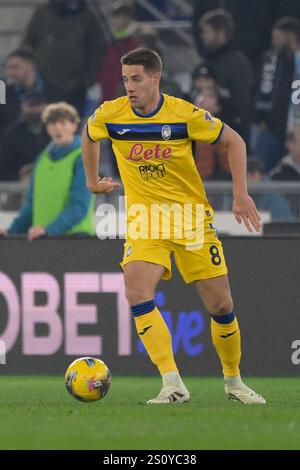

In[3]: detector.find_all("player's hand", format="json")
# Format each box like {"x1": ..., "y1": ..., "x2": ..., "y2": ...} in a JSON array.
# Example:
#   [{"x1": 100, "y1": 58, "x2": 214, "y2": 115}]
[
  {"x1": 28, "y1": 226, "x2": 46, "y2": 241},
  {"x1": 0, "y1": 228, "x2": 7, "y2": 237},
  {"x1": 87, "y1": 176, "x2": 121, "y2": 194},
  {"x1": 233, "y1": 194, "x2": 262, "y2": 232}
]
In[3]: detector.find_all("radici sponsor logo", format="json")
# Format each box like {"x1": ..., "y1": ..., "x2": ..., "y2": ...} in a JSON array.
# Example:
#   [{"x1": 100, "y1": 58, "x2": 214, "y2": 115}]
[{"x1": 139, "y1": 163, "x2": 166, "y2": 180}]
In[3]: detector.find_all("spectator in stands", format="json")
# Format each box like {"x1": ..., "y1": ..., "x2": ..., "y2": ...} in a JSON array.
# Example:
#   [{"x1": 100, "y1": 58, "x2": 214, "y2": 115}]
[
  {"x1": 247, "y1": 159, "x2": 294, "y2": 221},
  {"x1": 23, "y1": 0, "x2": 106, "y2": 115},
  {"x1": 97, "y1": 2, "x2": 181, "y2": 102},
  {"x1": 0, "y1": 46, "x2": 58, "y2": 132},
  {"x1": 190, "y1": 63, "x2": 232, "y2": 121},
  {"x1": 222, "y1": 158, "x2": 294, "y2": 220},
  {"x1": 191, "y1": 66, "x2": 230, "y2": 180},
  {"x1": 97, "y1": 1, "x2": 140, "y2": 102},
  {"x1": 192, "y1": 0, "x2": 273, "y2": 68},
  {"x1": 270, "y1": 127, "x2": 300, "y2": 180},
  {"x1": 0, "y1": 92, "x2": 49, "y2": 180},
  {"x1": 192, "y1": 0, "x2": 300, "y2": 66},
  {"x1": 0, "y1": 102, "x2": 95, "y2": 240},
  {"x1": 254, "y1": 17, "x2": 300, "y2": 171},
  {"x1": 196, "y1": 9, "x2": 254, "y2": 145},
  {"x1": 190, "y1": 65, "x2": 218, "y2": 100}
]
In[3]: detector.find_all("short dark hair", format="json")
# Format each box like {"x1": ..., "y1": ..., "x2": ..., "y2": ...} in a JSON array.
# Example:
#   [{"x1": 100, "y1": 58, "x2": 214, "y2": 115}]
[
  {"x1": 199, "y1": 8, "x2": 234, "y2": 40},
  {"x1": 121, "y1": 48, "x2": 162, "y2": 73},
  {"x1": 273, "y1": 17, "x2": 300, "y2": 41},
  {"x1": 6, "y1": 46, "x2": 37, "y2": 65}
]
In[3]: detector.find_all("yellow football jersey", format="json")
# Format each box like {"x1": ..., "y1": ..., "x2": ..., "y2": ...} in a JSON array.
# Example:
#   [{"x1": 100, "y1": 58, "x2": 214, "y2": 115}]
[{"x1": 87, "y1": 94, "x2": 224, "y2": 241}]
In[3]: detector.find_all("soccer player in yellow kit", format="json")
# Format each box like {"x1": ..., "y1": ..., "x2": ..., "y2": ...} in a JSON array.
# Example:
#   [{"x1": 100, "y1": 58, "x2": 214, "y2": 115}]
[{"x1": 82, "y1": 48, "x2": 266, "y2": 405}]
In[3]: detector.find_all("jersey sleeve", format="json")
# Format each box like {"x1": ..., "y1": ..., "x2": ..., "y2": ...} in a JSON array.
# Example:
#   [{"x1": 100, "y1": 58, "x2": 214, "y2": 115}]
[
  {"x1": 187, "y1": 106, "x2": 224, "y2": 144},
  {"x1": 86, "y1": 104, "x2": 109, "y2": 142}
]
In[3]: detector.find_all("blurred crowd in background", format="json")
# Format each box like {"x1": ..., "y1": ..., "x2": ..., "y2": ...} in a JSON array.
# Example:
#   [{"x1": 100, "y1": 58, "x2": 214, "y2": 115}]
[{"x1": 0, "y1": 0, "x2": 300, "y2": 195}]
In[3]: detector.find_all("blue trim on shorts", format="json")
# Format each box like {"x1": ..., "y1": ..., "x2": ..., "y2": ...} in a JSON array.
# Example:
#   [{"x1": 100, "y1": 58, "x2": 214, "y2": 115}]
[
  {"x1": 210, "y1": 309, "x2": 235, "y2": 324},
  {"x1": 131, "y1": 299, "x2": 155, "y2": 317}
]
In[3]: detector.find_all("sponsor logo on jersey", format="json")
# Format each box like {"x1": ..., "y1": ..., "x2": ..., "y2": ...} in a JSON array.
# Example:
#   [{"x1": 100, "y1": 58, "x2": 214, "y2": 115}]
[
  {"x1": 116, "y1": 128, "x2": 131, "y2": 135},
  {"x1": 161, "y1": 124, "x2": 172, "y2": 140},
  {"x1": 139, "y1": 163, "x2": 166, "y2": 181},
  {"x1": 126, "y1": 143, "x2": 172, "y2": 161}
]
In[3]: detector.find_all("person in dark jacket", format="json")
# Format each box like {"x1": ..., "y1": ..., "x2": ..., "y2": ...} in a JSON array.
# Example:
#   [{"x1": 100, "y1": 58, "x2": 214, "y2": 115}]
[
  {"x1": 247, "y1": 159, "x2": 294, "y2": 222},
  {"x1": 0, "y1": 46, "x2": 58, "y2": 132},
  {"x1": 270, "y1": 127, "x2": 300, "y2": 180},
  {"x1": 196, "y1": 9, "x2": 254, "y2": 145},
  {"x1": 254, "y1": 17, "x2": 300, "y2": 171},
  {"x1": 192, "y1": 0, "x2": 273, "y2": 67},
  {"x1": 224, "y1": 158, "x2": 294, "y2": 221},
  {"x1": 0, "y1": 92, "x2": 50, "y2": 180},
  {"x1": 23, "y1": 0, "x2": 107, "y2": 115},
  {"x1": 192, "y1": 0, "x2": 300, "y2": 67}
]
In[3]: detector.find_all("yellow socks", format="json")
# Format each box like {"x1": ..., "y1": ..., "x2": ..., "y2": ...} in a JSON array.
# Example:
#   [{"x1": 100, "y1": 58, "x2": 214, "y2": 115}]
[
  {"x1": 131, "y1": 300, "x2": 178, "y2": 375},
  {"x1": 210, "y1": 311, "x2": 241, "y2": 377},
  {"x1": 131, "y1": 301, "x2": 241, "y2": 379}
]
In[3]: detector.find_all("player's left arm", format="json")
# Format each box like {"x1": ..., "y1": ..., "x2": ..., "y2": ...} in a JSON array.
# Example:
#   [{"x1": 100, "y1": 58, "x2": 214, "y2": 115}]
[{"x1": 219, "y1": 125, "x2": 261, "y2": 232}]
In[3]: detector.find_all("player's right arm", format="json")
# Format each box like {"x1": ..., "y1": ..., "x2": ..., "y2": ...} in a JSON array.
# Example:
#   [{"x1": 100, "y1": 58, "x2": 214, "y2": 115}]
[
  {"x1": 187, "y1": 104, "x2": 261, "y2": 232},
  {"x1": 81, "y1": 106, "x2": 120, "y2": 194}
]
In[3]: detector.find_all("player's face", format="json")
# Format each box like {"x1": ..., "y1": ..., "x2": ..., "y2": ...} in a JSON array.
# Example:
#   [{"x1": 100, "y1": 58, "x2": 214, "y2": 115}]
[
  {"x1": 46, "y1": 119, "x2": 78, "y2": 145},
  {"x1": 122, "y1": 64, "x2": 160, "y2": 111}
]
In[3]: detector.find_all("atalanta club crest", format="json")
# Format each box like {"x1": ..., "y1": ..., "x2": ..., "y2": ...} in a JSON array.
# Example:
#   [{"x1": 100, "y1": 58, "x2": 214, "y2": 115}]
[{"x1": 161, "y1": 125, "x2": 171, "y2": 140}]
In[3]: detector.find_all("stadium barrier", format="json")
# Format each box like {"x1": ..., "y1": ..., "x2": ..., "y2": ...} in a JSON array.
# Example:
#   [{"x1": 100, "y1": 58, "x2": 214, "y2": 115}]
[
  {"x1": 1, "y1": 180, "x2": 300, "y2": 220},
  {"x1": 0, "y1": 236, "x2": 299, "y2": 376}
]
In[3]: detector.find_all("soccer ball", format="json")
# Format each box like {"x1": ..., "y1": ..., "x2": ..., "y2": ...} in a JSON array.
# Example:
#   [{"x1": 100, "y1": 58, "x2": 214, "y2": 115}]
[{"x1": 65, "y1": 357, "x2": 111, "y2": 402}]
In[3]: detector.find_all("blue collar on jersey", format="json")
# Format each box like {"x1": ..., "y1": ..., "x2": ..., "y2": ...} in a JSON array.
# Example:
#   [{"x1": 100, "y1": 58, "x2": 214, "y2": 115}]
[{"x1": 131, "y1": 94, "x2": 164, "y2": 118}]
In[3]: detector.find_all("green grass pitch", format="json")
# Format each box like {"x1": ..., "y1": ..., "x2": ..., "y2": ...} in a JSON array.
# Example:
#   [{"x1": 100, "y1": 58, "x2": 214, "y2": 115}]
[{"x1": 0, "y1": 376, "x2": 299, "y2": 450}]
